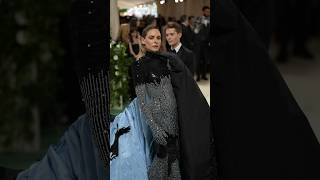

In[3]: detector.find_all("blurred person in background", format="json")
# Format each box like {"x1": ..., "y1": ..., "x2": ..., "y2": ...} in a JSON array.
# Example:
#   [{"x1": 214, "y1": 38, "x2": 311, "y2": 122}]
[
  {"x1": 188, "y1": 16, "x2": 195, "y2": 31},
  {"x1": 128, "y1": 27, "x2": 143, "y2": 60},
  {"x1": 180, "y1": 15, "x2": 195, "y2": 51},
  {"x1": 194, "y1": 6, "x2": 210, "y2": 81}
]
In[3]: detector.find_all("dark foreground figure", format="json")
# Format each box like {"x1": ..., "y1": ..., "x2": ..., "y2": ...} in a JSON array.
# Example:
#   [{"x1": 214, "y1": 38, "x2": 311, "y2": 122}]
[{"x1": 212, "y1": 0, "x2": 320, "y2": 179}]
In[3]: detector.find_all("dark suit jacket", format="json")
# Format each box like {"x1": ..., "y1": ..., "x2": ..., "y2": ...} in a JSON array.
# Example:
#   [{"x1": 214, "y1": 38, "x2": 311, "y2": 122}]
[
  {"x1": 176, "y1": 46, "x2": 195, "y2": 76},
  {"x1": 181, "y1": 24, "x2": 195, "y2": 50}
]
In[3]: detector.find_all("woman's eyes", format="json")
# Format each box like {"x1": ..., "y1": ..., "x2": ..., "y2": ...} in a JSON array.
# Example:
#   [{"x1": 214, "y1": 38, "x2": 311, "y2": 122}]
[{"x1": 148, "y1": 36, "x2": 161, "y2": 40}]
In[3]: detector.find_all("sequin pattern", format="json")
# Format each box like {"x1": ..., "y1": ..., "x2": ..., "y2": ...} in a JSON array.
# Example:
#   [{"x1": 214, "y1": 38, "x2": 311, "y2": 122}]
[
  {"x1": 135, "y1": 75, "x2": 178, "y2": 144},
  {"x1": 135, "y1": 75, "x2": 181, "y2": 180},
  {"x1": 79, "y1": 69, "x2": 109, "y2": 167},
  {"x1": 148, "y1": 156, "x2": 181, "y2": 180}
]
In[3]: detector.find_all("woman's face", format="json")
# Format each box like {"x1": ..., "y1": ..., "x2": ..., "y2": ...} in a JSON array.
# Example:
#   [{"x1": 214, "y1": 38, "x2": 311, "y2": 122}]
[
  {"x1": 142, "y1": 29, "x2": 161, "y2": 52},
  {"x1": 131, "y1": 31, "x2": 138, "y2": 38}
]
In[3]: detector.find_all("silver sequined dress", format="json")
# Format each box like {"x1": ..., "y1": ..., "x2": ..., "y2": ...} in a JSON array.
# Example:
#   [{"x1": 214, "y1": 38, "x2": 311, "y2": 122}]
[{"x1": 133, "y1": 51, "x2": 181, "y2": 180}]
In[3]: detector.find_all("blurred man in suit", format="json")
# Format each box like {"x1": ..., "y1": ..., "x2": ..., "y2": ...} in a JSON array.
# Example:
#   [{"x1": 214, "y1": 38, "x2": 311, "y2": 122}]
[
  {"x1": 165, "y1": 22, "x2": 195, "y2": 76},
  {"x1": 194, "y1": 6, "x2": 210, "y2": 81},
  {"x1": 188, "y1": 16, "x2": 195, "y2": 31},
  {"x1": 179, "y1": 15, "x2": 195, "y2": 51}
]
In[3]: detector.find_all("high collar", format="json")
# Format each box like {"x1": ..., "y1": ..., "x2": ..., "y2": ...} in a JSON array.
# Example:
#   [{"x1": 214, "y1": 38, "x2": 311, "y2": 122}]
[
  {"x1": 143, "y1": 51, "x2": 166, "y2": 60},
  {"x1": 145, "y1": 50, "x2": 160, "y2": 57},
  {"x1": 135, "y1": 51, "x2": 163, "y2": 65}
]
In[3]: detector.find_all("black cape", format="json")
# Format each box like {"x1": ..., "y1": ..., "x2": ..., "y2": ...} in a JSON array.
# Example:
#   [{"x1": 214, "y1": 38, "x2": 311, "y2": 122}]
[
  {"x1": 212, "y1": 0, "x2": 320, "y2": 179},
  {"x1": 168, "y1": 52, "x2": 216, "y2": 180}
]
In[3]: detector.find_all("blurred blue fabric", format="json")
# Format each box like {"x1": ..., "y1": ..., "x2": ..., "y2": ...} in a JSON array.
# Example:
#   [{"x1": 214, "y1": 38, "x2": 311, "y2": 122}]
[{"x1": 16, "y1": 98, "x2": 153, "y2": 180}]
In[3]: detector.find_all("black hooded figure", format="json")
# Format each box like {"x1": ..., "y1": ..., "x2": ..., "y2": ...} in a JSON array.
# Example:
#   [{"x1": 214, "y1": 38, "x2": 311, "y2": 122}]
[{"x1": 212, "y1": 0, "x2": 320, "y2": 179}]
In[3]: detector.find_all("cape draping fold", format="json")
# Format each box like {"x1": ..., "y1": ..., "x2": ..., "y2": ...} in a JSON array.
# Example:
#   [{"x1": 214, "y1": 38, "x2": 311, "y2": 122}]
[{"x1": 165, "y1": 52, "x2": 217, "y2": 180}]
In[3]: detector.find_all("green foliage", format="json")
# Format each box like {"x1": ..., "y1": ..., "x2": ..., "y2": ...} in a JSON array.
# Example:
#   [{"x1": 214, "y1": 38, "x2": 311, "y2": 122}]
[
  {"x1": 0, "y1": 0, "x2": 71, "y2": 150},
  {"x1": 110, "y1": 41, "x2": 133, "y2": 112}
]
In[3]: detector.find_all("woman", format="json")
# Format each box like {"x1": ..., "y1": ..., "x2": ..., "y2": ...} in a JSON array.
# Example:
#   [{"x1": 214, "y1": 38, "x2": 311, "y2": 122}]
[
  {"x1": 128, "y1": 28, "x2": 143, "y2": 60},
  {"x1": 110, "y1": 25, "x2": 216, "y2": 180}
]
